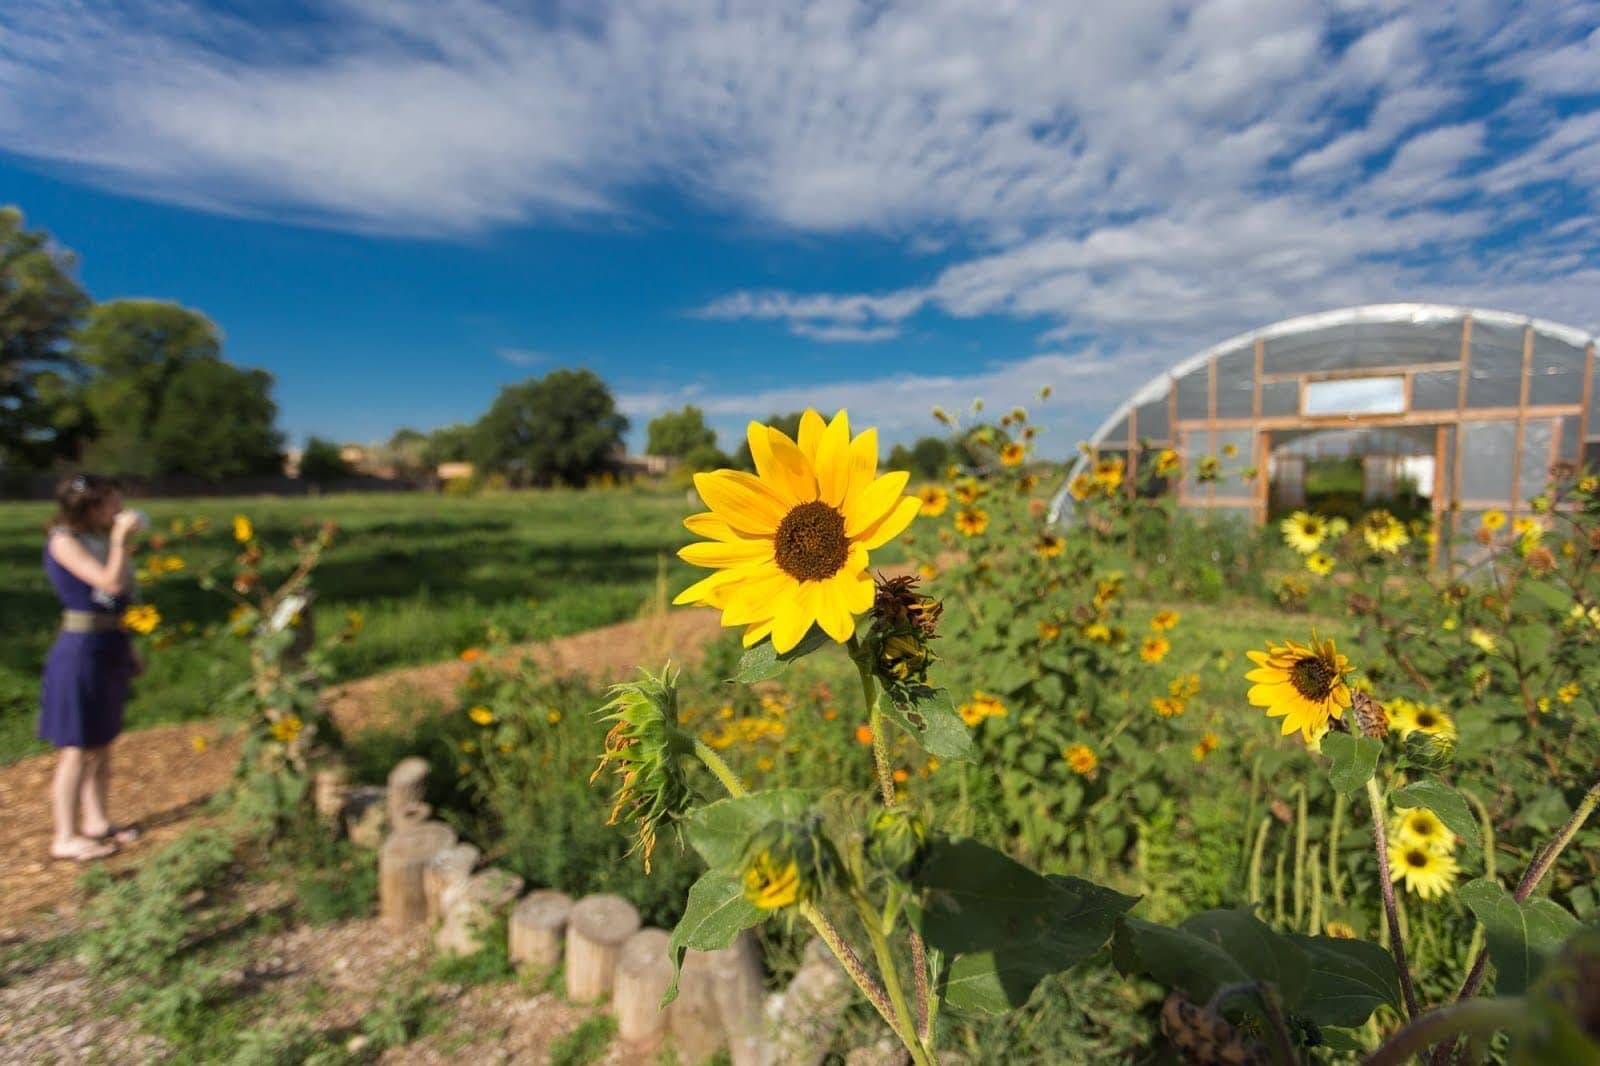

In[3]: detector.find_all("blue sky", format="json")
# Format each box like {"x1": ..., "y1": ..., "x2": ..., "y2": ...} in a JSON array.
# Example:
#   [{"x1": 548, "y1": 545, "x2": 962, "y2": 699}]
[{"x1": 2, "y1": 1, "x2": 1597, "y2": 455}]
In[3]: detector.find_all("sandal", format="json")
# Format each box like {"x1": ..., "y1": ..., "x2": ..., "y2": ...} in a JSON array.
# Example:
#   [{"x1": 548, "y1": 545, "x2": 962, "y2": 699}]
[
  {"x1": 85, "y1": 823, "x2": 142, "y2": 845},
  {"x1": 50, "y1": 837, "x2": 118, "y2": 862}
]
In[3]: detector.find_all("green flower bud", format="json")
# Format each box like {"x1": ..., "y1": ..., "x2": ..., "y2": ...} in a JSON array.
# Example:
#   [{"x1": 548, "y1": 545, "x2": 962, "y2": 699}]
[
  {"x1": 591, "y1": 665, "x2": 693, "y2": 873},
  {"x1": 1401, "y1": 730, "x2": 1457, "y2": 772},
  {"x1": 866, "y1": 807, "x2": 929, "y2": 881},
  {"x1": 741, "y1": 818, "x2": 838, "y2": 911}
]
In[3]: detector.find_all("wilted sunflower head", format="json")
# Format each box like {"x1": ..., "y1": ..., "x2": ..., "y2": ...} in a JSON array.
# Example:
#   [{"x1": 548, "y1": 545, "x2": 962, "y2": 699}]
[
  {"x1": 872, "y1": 573, "x2": 942, "y2": 638},
  {"x1": 1245, "y1": 635, "x2": 1353, "y2": 744},
  {"x1": 591, "y1": 666, "x2": 694, "y2": 872}
]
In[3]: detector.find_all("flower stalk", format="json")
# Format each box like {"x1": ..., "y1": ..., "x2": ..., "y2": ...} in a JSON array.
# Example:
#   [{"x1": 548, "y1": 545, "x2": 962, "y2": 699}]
[{"x1": 1366, "y1": 776, "x2": 1421, "y2": 1020}]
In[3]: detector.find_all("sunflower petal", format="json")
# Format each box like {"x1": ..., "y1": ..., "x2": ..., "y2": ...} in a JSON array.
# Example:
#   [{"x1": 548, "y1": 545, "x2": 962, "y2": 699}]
[
  {"x1": 797, "y1": 410, "x2": 826, "y2": 463},
  {"x1": 695, "y1": 470, "x2": 790, "y2": 534},
  {"x1": 673, "y1": 568, "x2": 743, "y2": 607},
  {"x1": 854, "y1": 494, "x2": 921, "y2": 550},
  {"x1": 741, "y1": 617, "x2": 775, "y2": 647},
  {"x1": 844, "y1": 470, "x2": 911, "y2": 537},
  {"x1": 846, "y1": 427, "x2": 879, "y2": 504},
  {"x1": 765, "y1": 427, "x2": 819, "y2": 503},
  {"x1": 684, "y1": 511, "x2": 742, "y2": 542},
  {"x1": 772, "y1": 583, "x2": 819, "y2": 653},
  {"x1": 679, "y1": 539, "x2": 775, "y2": 569},
  {"x1": 721, "y1": 570, "x2": 800, "y2": 625},
  {"x1": 814, "y1": 579, "x2": 856, "y2": 643},
  {"x1": 815, "y1": 410, "x2": 853, "y2": 507}
]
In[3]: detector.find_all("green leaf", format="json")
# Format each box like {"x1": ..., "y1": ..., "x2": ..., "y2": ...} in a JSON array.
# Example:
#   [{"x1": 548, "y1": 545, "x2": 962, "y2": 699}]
[
  {"x1": 1457, "y1": 879, "x2": 1579, "y2": 996},
  {"x1": 662, "y1": 871, "x2": 766, "y2": 1007},
  {"x1": 1287, "y1": 934, "x2": 1401, "y2": 1027},
  {"x1": 733, "y1": 626, "x2": 833, "y2": 682},
  {"x1": 1390, "y1": 779, "x2": 1480, "y2": 852},
  {"x1": 683, "y1": 790, "x2": 810, "y2": 869},
  {"x1": 1113, "y1": 908, "x2": 1310, "y2": 1011},
  {"x1": 912, "y1": 836, "x2": 1136, "y2": 1012},
  {"x1": 1323, "y1": 733, "x2": 1383, "y2": 796},
  {"x1": 879, "y1": 686, "x2": 975, "y2": 762}
]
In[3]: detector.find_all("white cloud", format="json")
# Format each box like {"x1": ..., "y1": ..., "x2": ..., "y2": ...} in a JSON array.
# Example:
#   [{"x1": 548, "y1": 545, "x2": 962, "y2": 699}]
[{"x1": 496, "y1": 347, "x2": 549, "y2": 367}]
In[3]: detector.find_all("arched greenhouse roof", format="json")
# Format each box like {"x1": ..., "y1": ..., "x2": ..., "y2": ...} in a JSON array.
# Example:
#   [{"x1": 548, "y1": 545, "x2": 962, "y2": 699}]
[{"x1": 1052, "y1": 303, "x2": 1598, "y2": 546}]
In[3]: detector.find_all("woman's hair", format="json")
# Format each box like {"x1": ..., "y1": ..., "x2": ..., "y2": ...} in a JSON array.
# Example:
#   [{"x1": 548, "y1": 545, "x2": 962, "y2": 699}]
[{"x1": 48, "y1": 473, "x2": 122, "y2": 534}]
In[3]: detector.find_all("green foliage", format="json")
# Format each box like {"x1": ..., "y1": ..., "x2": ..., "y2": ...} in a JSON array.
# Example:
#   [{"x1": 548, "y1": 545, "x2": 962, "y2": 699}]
[
  {"x1": 299, "y1": 436, "x2": 353, "y2": 482},
  {"x1": 646, "y1": 404, "x2": 718, "y2": 458},
  {"x1": 548, "y1": 1016, "x2": 617, "y2": 1066},
  {"x1": 1457, "y1": 879, "x2": 1580, "y2": 996},
  {"x1": 428, "y1": 913, "x2": 515, "y2": 986},
  {"x1": 1322, "y1": 733, "x2": 1382, "y2": 796},
  {"x1": 285, "y1": 833, "x2": 378, "y2": 926},
  {"x1": 887, "y1": 436, "x2": 957, "y2": 481},
  {"x1": 471, "y1": 368, "x2": 628, "y2": 487}
]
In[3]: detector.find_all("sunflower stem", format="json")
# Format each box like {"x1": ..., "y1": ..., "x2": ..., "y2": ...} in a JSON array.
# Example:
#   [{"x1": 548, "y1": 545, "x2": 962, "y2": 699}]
[
  {"x1": 800, "y1": 901, "x2": 900, "y2": 1039},
  {"x1": 849, "y1": 638, "x2": 898, "y2": 807},
  {"x1": 692, "y1": 737, "x2": 748, "y2": 798},
  {"x1": 1367, "y1": 998, "x2": 1524, "y2": 1066},
  {"x1": 854, "y1": 892, "x2": 937, "y2": 1066},
  {"x1": 1366, "y1": 776, "x2": 1421, "y2": 1021}
]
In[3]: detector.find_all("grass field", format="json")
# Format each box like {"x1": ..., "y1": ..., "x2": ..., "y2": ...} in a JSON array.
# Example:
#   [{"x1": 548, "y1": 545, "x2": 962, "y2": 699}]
[{"x1": 0, "y1": 486, "x2": 733, "y2": 761}]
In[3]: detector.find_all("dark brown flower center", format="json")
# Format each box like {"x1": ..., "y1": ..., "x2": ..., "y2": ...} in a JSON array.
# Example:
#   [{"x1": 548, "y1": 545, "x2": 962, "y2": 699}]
[
  {"x1": 774, "y1": 501, "x2": 849, "y2": 581},
  {"x1": 1405, "y1": 849, "x2": 1429, "y2": 869},
  {"x1": 1289, "y1": 656, "x2": 1336, "y2": 701},
  {"x1": 1416, "y1": 711, "x2": 1437, "y2": 728}
]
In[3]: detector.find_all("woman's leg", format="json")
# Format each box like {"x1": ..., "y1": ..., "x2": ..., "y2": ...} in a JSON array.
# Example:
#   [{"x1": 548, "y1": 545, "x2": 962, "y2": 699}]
[
  {"x1": 51, "y1": 747, "x2": 113, "y2": 859},
  {"x1": 79, "y1": 745, "x2": 110, "y2": 837}
]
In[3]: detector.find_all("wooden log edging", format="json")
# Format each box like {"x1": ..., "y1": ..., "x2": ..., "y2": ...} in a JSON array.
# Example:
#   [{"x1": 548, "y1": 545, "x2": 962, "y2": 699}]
[{"x1": 368, "y1": 758, "x2": 867, "y2": 1063}]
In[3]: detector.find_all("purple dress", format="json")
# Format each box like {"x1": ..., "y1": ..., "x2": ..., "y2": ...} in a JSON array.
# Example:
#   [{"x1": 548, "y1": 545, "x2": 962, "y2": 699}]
[{"x1": 38, "y1": 539, "x2": 135, "y2": 749}]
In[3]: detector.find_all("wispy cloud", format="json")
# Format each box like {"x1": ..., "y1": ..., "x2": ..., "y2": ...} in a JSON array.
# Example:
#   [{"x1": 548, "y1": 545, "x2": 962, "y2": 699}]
[{"x1": 495, "y1": 347, "x2": 549, "y2": 368}]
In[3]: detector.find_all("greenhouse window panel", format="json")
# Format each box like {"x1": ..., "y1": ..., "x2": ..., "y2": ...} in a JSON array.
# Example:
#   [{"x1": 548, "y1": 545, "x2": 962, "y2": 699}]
[{"x1": 1302, "y1": 376, "x2": 1406, "y2": 416}]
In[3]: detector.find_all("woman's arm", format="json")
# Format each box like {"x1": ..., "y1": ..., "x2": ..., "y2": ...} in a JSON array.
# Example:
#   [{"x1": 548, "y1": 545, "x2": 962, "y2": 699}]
[{"x1": 48, "y1": 517, "x2": 137, "y2": 597}]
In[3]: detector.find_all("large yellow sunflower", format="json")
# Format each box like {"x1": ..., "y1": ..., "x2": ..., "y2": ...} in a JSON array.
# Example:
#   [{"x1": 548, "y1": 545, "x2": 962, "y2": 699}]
[
  {"x1": 1245, "y1": 636, "x2": 1352, "y2": 742},
  {"x1": 1393, "y1": 807, "x2": 1455, "y2": 855},
  {"x1": 1389, "y1": 840, "x2": 1458, "y2": 900},
  {"x1": 1280, "y1": 512, "x2": 1327, "y2": 554},
  {"x1": 673, "y1": 410, "x2": 921, "y2": 653}
]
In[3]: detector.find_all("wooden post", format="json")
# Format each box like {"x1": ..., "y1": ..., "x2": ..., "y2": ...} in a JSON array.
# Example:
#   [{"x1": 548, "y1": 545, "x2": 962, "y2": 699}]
[
  {"x1": 423, "y1": 843, "x2": 480, "y2": 926},
  {"x1": 378, "y1": 821, "x2": 457, "y2": 933},
  {"x1": 844, "y1": 1037, "x2": 911, "y2": 1066},
  {"x1": 613, "y1": 928, "x2": 674, "y2": 1049},
  {"x1": 436, "y1": 867, "x2": 524, "y2": 956},
  {"x1": 386, "y1": 757, "x2": 432, "y2": 831},
  {"x1": 773, "y1": 938, "x2": 851, "y2": 1066},
  {"x1": 713, "y1": 931, "x2": 769, "y2": 1066},
  {"x1": 564, "y1": 894, "x2": 641, "y2": 1003},
  {"x1": 1510, "y1": 324, "x2": 1534, "y2": 518},
  {"x1": 342, "y1": 785, "x2": 388, "y2": 849},
  {"x1": 1451, "y1": 315, "x2": 1473, "y2": 552},
  {"x1": 311, "y1": 761, "x2": 350, "y2": 826},
  {"x1": 670, "y1": 948, "x2": 726, "y2": 1065},
  {"x1": 509, "y1": 890, "x2": 573, "y2": 973}
]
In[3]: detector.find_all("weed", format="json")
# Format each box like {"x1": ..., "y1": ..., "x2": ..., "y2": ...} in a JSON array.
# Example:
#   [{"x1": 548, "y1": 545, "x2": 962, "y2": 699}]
[{"x1": 548, "y1": 1015, "x2": 617, "y2": 1066}]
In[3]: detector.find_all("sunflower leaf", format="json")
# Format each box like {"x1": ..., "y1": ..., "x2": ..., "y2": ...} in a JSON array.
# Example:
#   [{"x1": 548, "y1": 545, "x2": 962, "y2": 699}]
[
  {"x1": 1457, "y1": 879, "x2": 1579, "y2": 996},
  {"x1": 1390, "y1": 779, "x2": 1480, "y2": 852},
  {"x1": 683, "y1": 790, "x2": 811, "y2": 869},
  {"x1": 733, "y1": 627, "x2": 834, "y2": 683},
  {"x1": 880, "y1": 685, "x2": 976, "y2": 762},
  {"x1": 1113, "y1": 908, "x2": 1310, "y2": 1012},
  {"x1": 1323, "y1": 733, "x2": 1382, "y2": 796},
  {"x1": 1286, "y1": 934, "x2": 1401, "y2": 1027},
  {"x1": 661, "y1": 871, "x2": 765, "y2": 1007}
]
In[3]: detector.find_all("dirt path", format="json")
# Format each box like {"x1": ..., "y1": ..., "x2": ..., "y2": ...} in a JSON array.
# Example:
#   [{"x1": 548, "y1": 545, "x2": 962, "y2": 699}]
[{"x1": 0, "y1": 606, "x2": 725, "y2": 935}]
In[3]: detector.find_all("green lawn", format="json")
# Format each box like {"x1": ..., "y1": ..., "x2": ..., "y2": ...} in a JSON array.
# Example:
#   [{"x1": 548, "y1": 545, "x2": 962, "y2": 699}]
[{"x1": 0, "y1": 487, "x2": 721, "y2": 761}]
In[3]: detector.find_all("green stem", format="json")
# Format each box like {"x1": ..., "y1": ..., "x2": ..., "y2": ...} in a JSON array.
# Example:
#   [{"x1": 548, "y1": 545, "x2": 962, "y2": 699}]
[
  {"x1": 855, "y1": 893, "x2": 936, "y2": 1066},
  {"x1": 800, "y1": 902, "x2": 898, "y2": 1035},
  {"x1": 1366, "y1": 776, "x2": 1421, "y2": 1020},
  {"x1": 1248, "y1": 815, "x2": 1272, "y2": 909},
  {"x1": 691, "y1": 737, "x2": 747, "y2": 798},
  {"x1": 1293, "y1": 784, "x2": 1308, "y2": 931},
  {"x1": 1365, "y1": 998, "x2": 1524, "y2": 1066},
  {"x1": 1329, "y1": 790, "x2": 1348, "y2": 907},
  {"x1": 849, "y1": 638, "x2": 897, "y2": 806}
]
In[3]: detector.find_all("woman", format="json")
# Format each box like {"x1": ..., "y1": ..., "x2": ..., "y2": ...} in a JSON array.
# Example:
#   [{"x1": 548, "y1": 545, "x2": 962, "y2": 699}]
[{"x1": 39, "y1": 473, "x2": 145, "y2": 861}]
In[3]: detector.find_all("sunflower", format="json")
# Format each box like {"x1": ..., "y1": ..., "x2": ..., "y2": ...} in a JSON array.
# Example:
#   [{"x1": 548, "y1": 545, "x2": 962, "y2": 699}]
[
  {"x1": 954, "y1": 508, "x2": 990, "y2": 536},
  {"x1": 1388, "y1": 698, "x2": 1457, "y2": 741},
  {"x1": 1153, "y1": 449, "x2": 1181, "y2": 477},
  {"x1": 1092, "y1": 457, "x2": 1125, "y2": 493},
  {"x1": 270, "y1": 715, "x2": 304, "y2": 744},
  {"x1": 1325, "y1": 921, "x2": 1357, "y2": 939},
  {"x1": 1151, "y1": 609, "x2": 1181, "y2": 632},
  {"x1": 1068, "y1": 474, "x2": 1095, "y2": 501},
  {"x1": 1152, "y1": 696, "x2": 1186, "y2": 717},
  {"x1": 1139, "y1": 636, "x2": 1170, "y2": 664},
  {"x1": 1361, "y1": 510, "x2": 1410, "y2": 554},
  {"x1": 1394, "y1": 807, "x2": 1455, "y2": 854},
  {"x1": 673, "y1": 410, "x2": 920, "y2": 654},
  {"x1": 1037, "y1": 620, "x2": 1061, "y2": 641},
  {"x1": 1280, "y1": 512, "x2": 1327, "y2": 554},
  {"x1": 958, "y1": 692, "x2": 1007, "y2": 727},
  {"x1": 1306, "y1": 552, "x2": 1335, "y2": 576},
  {"x1": 917, "y1": 485, "x2": 949, "y2": 517},
  {"x1": 232, "y1": 514, "x2": 254, "y2": 543},
  {"x1": 1063, "y1": 744, "x2": 1098, "y2": 774},
  {"x1": 468, "y1": 705, "x2": 495, "y2": 726},
  {"x1": 1191, "y1": 732, "x2": 1219, "y2": 762},
  {"x1": 122, "y1": 604, "x2": 161, "y2": 634},
  {"x1": 1389, "y1": 841, "x2": 1458, "y2": 900},
  {"x1": 999, "y1": 442, "x2": 1026, "y2": 466},
  {"x1": 1035, "y1": 533, "x2": 1065, "y2": 558},
  {"x1": 1245, "y1": 636, "x2": 1353, "y2": 743},
  {"x1": 953, "y1": 478, "x2": 983, "y2": 505},
  {"x1": 1558, "y1": 682, "x2": 1581, "y2": 704}
]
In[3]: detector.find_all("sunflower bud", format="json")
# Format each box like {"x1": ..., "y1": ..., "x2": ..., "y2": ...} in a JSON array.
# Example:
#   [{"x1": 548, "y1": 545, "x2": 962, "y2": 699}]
[
  {"x1": 741, "y1": 818, "x2": 838, "y2": 911},
  {"x1": 1401, "y1": 729, "x2": 1457, "y2": 772},
  {"x1": 591, "y1": 665, "x2": 694, "y2": 872},
  {"x1": 865, "y1": 807, "x2": 929, "y2": 881},
  {"x1": 868, "y1": 574, "x2": 942, "y2": 688},
  {"x1": 1159, "y1": 993, "x2": 1269, "y2": 1066}
]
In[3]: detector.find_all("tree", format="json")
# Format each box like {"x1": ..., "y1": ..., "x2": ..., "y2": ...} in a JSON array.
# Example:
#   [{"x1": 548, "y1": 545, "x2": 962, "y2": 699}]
[
  {"x1": 76, "y1": 299, "x2": 283, "y2": 478},
  {"x1": 471, "y1": 368, "x2": 628, "y2": 487},
  {"x1": 422, "y1": 423, "x2": 475, "y2": 466},
  {"x1": 0, "y1": 206, "x2": 92, "y2": 472},
  {"x1": 379, "y1": 427, "x2": 430, "y2": 478},
  {"x1": 646, "y1": 405, "x2": 718, "y2": 458},
  {"x1": 732, "y1": 411, "x2": 807, "y2": 471},
  {"x1": 888, "y1": 436, "x2": 957, "y2": 480},
  {"x1": 299, "y1": 436, "x2": 352, "y2": 483}
]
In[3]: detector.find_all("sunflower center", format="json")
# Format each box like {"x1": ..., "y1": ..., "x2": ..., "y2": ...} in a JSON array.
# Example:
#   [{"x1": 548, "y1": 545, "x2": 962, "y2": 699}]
[
  {"x1": 1404, "y1": 849, "x2": 1429, "y2": 869},
  {"x1": 774, "y1": 501, "x2": 849, "y2": 581},
  {"x1": 1416, "y1": 711, "x2": 1437, "y2": 728},
  {"x1": 1289, "y1": 656, "x2": 1337, "y2": 701}
]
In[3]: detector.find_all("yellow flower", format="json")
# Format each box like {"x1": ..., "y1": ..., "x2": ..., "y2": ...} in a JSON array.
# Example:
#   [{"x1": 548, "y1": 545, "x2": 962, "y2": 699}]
[
  {"x1": 1468, "y1": 628, "x2": 1497, "y2": 655},
  {"x1": 1152, "y1": 696, "x2": 1186, "y2": 717},
  {"x1": 122, "y1": 604, "x2": 161, "y2": 634},
  {"x1": 1035, "y1": 533, "x2": 1065, "y2": 558},
  {"x1": 460, "y1": 647, "x2": 485, "y2": 662},
  {"x1": 917, "y1": 485, "x2": 950, "y2": 517},
  {"x1": 547, "y1": 709, "x2": 563, "y2": 724},
  {"x1": 757, "y1": 756, "x2": 776, "y2": 773},
  {"x1": 1037, "y1": 620, "x2": 1061, "y2": 641},
  {"x1": 232, "y1": 514, "x2": 253, "y2": 543},
  {"x1": 1245, "y1": 635, "x2": 1353, "y2": 743},
  {"x1": 999, "y1": 442, "x2": 1026, "y2": 466},
  {"x1": 1281, "y1": 512, "x2": 1327, "y2": 554},
  {"x1": 1139, "y1": 636, "x2": 1170, "y2": 664},
  {"x1": 1306, "y1": 552, "x2": 1335, "y2": 576},
  {"x1": 1389, "y1": 841, "x2": 1458, "y2": 900},
  {"x1": 854, "y1": 724, "x2": 874, "y2": 745},
  {"x1": 1063, "y1": 744, "x2": 1098, "y2": 775},
  {"x1": 954, "y1": 508, "x2": 990, "y2": 536},
  {"x1": 953, "y1": 478, "x2": 983, "y2": 505},
  {"x1": 1083, "y1": 622, "x2": 1113, "y2": 643},
  {"x1": 1170, "y1": 673, "x2": 1201, "y2": 699},
  {"x1": 1325, "y1": 921, "x2": 1357, "y2": 939},
  {"x1": 1191, "y1": 732, "x2": 1219, "y2": 762},
  {"x1": 1578, "y1": 475, "x2": 1598, "y2": 494},
  {"x1": 191, "y1": 735, "x2": 208, "y2": 754},
  {"x1": 1153, "y1": 449, "x2": 1180, "y2": 477},
  {"x1": 1387, "y1": 697, "x2": 1457, "y2": 741},
  {"x1": 672, "y1": 410, "x2": 920, "y2": 655},
  {"x1": 917, "y1": 563, "x2": 938, "y2": 580},
  {"x1": 1480, "y1": 509, "x2": 1507, "y2": 531},
  {"x1": 468, "y1": 705, "x2": 495, "y2": 726},
  {"x1": 1394, "y1": 807, "x2": 1455, "y2": 855},
  {"x1": 1068, "y1": 474, "x2": 1095, "y2": 501},
  {"x1": 1557, "y1": 682, "x2": 1580, "y2": 705},
  {"x1": 1150, "y1": 609, "x2": 1181, "y2": 632},
  {"x1": 270, "y1": 715, "x2": 303, "y2": 744},
  {"x1": 1538, "y1": 696, "x2": 1551, "y2": 713},
  {"x1": 1092, "y1": 457, "x2": 1125, "y2": 494},
  {"x1": 1222, "y1": 443, "x2": 1238, "y2": 457},
  {"x1": 743, "y1": 850, "x2": 801, "y2": 910},
  {"x1": 957, "y1": 692, "x2": 1007, "y2": 727},
  {"x1": 1361, "y1": 510, "x2": 1410, "y2": 554},
  {"x1": 460, "y1": 738, "x2": 476, "y2": 753},
  {"x1": 1512, "y1": 515, "x2": 1541, "y2": 537}
]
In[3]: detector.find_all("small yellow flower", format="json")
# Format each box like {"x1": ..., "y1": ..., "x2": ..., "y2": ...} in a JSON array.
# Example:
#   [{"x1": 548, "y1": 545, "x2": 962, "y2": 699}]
[
  {"x1": 1389, "y1": 841, "x2": 1458, "y2": 900},
  {"x1": 1153, "y1": 449, "x2": 1180, "y2": 477},
  {"x1": 1139, "y1": 636, "x2": 1170, "y2": 664},
  {"x1": 1092, "y1": 457, "x2": 1125, "y2": 494},
  {"x1": 1222, "y1": 443, "x2": 1238, "y2": 457},
  {"x1": 999, "y1": 442, "x2": 1026, "y2": 466},
  {"x1": 1578, "y1": 475, "x2": 1598, "y2": 494},
  {"x1": 122, "y1": 604, "x2": 161, "y2": 634},
  {"x1": 1361, "y1": 510, "x2": 1410, "y2": 554},
  {"x1": 270, "y1": 715, "x2": 303, "y2": 744},
  {"x1": 1394, "y1": 807, "x2": 1455, "y2": 855},
  {"x1": 1068, "y1": 474, "x2": 1095, "y2": 501},
  {"x1": 1152, "y1": 696, "x2": 1186, "y2": 717},
  {"x1": 854, "y1": 724, "x2": 874, "y2": 745},
  {"x1": 1387, "y1": 697, "x2": 1457, "y2": 741},
  {"x1": 953, "y1": 478, "x2": 983, "y2": 505},
  {"x1": 1538, "y1": 696, "x2": 1552, "y2": 713},
  {"x1": 954, "y1": 508, "x2": 990, "y2": 536},
  {"x1": 1557, "y1": 682, "x2": 1580, "y2": 705},
  {"x1": 1480, "y1": 509, "x2": 1507, "y2": 531},
  {"x1": 758, "y1": 756, "x2": 776, "y2": 773},
  {"x1": 468, "y1": 705, "x2": 495, "y2": 726},
  {"x1": 957, "y1": 692, "x2": 1007, "y2": 727},
  {"x1": 1191, "y1": 732, "x2": 1219, "y2": 762},
  {"x1": 460, "y1": 739, "x2": 477, "y2": 753},
  {"x1": 917, "y1": 485, "x2": 950, "y2": 517},
  {"x1": 743, "y1": 850, "x2": 801, "y2": 909},
  {"x1": 1325, "y1": 921, "x2": 1357, "y2": 939},
  {"x1": 548, "y1": 709, "x2": 563, "y2": 724},
  {"x1": 1083, "y1": 622, "x2": 1113, "y2": 643},
  {"x1": 1468, "y1": 629, "x2": 1497, "y2": 654},
  {"x1": 1169, "y1": 673, "x2": 1201, "y2": 699},
  {"x1": 232, "y1": 514, "x2": 253, "y2": 543},
  {"x1": 1038, "y1": 620, "x2": 1061, "y2": 641},
  {"x1": 191, "y1": 735, "x2": 208, "y2": 754},
  {"x1": 916, "y1": 562, "x2": 938, "y2": 581},
  {"x1": 1512, "y1": 515, "x2": 1541, "y2": 537},
  {"x1": 1062, "y1": 744, "x2": 1098, "y2": 775},
  {"x1": 1306, "y1": 552, "x2": 1335, "y2": 576},
  {"x1": 1150, "y1": 609, "x2": 1180, "y2": 632},
  {"x1": 1035, "y1": 533, "x2": 1065, "y2": 559}
]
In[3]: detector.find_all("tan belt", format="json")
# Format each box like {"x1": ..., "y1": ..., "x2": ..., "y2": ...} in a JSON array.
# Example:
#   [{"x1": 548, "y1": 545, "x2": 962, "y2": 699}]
[{"x1": 61, "y1": 610, "x2": 123, "y2": 633}]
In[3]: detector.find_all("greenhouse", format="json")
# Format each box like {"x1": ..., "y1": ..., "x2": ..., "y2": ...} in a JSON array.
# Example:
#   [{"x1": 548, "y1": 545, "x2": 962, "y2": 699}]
[{"x1": 1054, "y1": 303, "x2": 1598, "y2": 563}]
